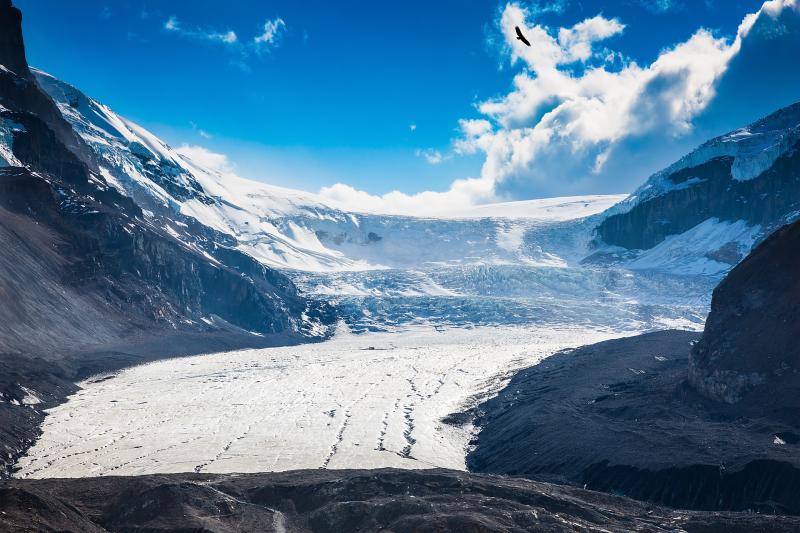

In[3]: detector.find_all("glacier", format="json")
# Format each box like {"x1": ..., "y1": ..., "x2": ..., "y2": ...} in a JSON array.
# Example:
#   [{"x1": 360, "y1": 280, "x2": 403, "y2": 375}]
[
  {"x1": 9, "y1": 69, "x2": 730, "y2": 478},
  {"x1": 16, "y1": 325, "x2": 637, "y2": 478}
]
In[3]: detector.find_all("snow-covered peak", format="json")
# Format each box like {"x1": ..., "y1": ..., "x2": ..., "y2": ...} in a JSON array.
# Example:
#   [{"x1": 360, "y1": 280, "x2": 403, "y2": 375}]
[
  {"x1": 33, "y1": 68, "x2": 346, "y2": 215},
  {"x1": 611, "y1": 102, "x2": 800, "y2": 215}
]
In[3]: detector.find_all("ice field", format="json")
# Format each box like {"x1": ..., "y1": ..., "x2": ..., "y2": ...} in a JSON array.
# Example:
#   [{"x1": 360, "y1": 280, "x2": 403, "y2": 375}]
[{"x1": 16, "y1": 325, "x2": 634, "y2": 478}]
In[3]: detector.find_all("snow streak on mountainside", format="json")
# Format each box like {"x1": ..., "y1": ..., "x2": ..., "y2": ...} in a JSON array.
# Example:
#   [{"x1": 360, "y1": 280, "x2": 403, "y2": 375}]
[
  {"x1": 33, "y1": 69, "x2": 624, "y2": 273},
  {"x1": 615, "y1": 103, "x2": 800, "y2": 210}
]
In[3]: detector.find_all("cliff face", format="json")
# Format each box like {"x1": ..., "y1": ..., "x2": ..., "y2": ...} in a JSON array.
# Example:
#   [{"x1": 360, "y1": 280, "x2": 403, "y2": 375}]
[
  {"x1": 0, "y1": 0, "x2": 28, "y2": 77},
  {"x1": 689, "y1": 219, "x2": 800, "y2": 415}
]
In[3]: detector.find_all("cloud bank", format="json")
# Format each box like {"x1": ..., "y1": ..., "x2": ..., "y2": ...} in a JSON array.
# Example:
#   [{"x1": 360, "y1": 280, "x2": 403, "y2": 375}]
[{"x1": 314, "y1": 0, "x2": 800, "y2": 215}]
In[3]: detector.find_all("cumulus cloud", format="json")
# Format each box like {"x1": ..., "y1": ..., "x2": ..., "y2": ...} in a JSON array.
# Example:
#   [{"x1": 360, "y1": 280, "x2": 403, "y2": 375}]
[
  {"x1": 313, "y1": 1, "x2": 800, "y2": 213},
  {"x1": 164, "y1": 16, "x2": 238, "y2": 45},
  {"x1": 459, "y1": 3, "x2": 745, "y2": 197},
  {"x1": 450, "y1": 1, "x2": 800, "y2": 200},
  {"x1": 318, "y1": 178, "x2": 495, "y2": 216},
  {"x1": 173, "y1": 1, "x2": 799, "y2": 215}
]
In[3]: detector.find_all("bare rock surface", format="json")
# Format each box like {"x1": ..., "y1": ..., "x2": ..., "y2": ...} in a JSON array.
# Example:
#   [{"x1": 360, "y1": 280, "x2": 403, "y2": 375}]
[
  {"x1": 3, "y1": 468, "x2": 800, "y2": 532},
  {"x1": 468, "y1": 330, "x2": 800, "y2": 514}
]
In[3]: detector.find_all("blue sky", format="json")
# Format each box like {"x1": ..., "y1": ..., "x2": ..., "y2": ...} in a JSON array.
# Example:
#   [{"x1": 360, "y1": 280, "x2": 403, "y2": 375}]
[{"x1": 15, "y1": 0, "x2": 799, "y2": 210}]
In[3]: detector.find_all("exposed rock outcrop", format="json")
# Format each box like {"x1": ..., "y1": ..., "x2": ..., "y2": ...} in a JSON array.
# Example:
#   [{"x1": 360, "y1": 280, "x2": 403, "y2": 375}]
[
  {"x1": 4, "y1": 469, "x2": 800, "y2": 532},
  {"x1": 689, "y1": 219, "x2": 800, "y2": 418},
  {"x1": 0, "y1": 0, "x2": 28, "y2": 78}
]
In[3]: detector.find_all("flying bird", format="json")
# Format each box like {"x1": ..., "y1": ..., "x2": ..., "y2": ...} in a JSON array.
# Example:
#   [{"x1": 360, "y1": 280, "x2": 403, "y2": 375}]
[{"x1": 515, "y1": 26, "x2": 531, "y2": 47}]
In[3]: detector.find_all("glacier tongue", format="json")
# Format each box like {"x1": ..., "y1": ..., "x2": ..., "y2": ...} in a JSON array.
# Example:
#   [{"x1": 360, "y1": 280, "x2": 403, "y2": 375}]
[{"x1": 14, "y1": 325, "x2": 637, "y2": 477}]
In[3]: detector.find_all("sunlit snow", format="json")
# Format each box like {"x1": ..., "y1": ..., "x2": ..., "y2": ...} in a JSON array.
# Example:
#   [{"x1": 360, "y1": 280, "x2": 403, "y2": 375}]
[{"x1": 16, "y1": 325, "x2": 634, "y2": 478}]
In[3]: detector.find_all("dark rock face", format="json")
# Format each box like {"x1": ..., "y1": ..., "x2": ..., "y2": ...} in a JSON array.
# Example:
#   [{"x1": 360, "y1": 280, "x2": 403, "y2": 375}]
[
  {"x1": 467, "y1": 331, "x2": 800, "y2": 514},
  {"x1": 3, "y1": 469, "x2": 800, "y2": 532},
  {"x1": 689, "y1": 220, "x2": 800, "y2": 415},
  {"x1": 596, "y1": 104, "x2": 800, "y2": 253},
  {"x1": 0, "y1": 0, "x2": 28, "y2": 77}
]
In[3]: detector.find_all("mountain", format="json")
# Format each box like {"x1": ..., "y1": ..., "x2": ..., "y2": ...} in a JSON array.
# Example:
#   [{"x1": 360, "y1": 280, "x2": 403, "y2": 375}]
[
  {"x1": 690, "y1": 218, "x2": 800, "y2": 418},
  {"x1": 31, "y1": 71, "x2": 623, "y2": 273},
  {"x1": 592, "y1": 103, "x2": 800, "y2": 275},
  {"x1": 0, "y1": 0, "x2": 336, "y2": 477},
  {"x1": 0, "y1": 1, "x2": 332, "y2": 355}
]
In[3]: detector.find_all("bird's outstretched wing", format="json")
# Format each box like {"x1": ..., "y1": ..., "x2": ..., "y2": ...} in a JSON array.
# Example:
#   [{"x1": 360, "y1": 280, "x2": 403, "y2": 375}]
[{"x1": 515, "y1": 26, "x2": 531, "y2": 47}]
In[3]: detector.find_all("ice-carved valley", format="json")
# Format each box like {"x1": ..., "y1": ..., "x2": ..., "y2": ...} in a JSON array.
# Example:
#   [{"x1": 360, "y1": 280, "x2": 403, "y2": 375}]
[
  {"x1": 10, "y1": 71, "x2": 734, "y2": 479},
  {"x1": 16, "y1": 253, "x2": 713, "y2": 478},
  {"x1": 11, "y1": 189, "x2": 721, "y2": 478}
]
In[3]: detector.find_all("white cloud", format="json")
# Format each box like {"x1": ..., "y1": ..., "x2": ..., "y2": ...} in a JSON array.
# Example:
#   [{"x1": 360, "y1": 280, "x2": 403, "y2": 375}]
[
  {"x1": 176, "y1": 144, "x2": 233, "y2": 173},
  {"x1": 451, "y1": 1, "x2": 761, "y2": 198},
  {"x1": 319, "y1": 178, "x2": 495, "y2": 216},
  {"x1": 254, "y1": 18, "x2": 287, "y2": 48},
  {"x1": 220, "y1": 31, "x2": 238, "y2": 44},
  {"x1": 164, "y1": 16, "x2": 238, "y2": 45},
  {"x1": 459, "y1": 119, "x2": 492, "y2": 138},
  {"x1": 415, "y1": 149, "x2": 450, "y2": 165},
  {"x1": 173, "y1": 1, "x2": 800, "y2": 216},
  {"x1": 409, "y1": 124, "x2": 417, "y2": 131},
  {"x1": 312, "y1": 0, "x2": 800, "y2": 213}
]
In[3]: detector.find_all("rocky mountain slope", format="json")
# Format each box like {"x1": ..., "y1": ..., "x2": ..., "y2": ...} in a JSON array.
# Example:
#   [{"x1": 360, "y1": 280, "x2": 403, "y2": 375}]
[
  {"x1": 592, "y1": 103, "x2": 800, "y2": 275},
  {"x1": 4, "y1": 468, "x2": 800, "y2": 532},
  {"x1": 0, "y1": 1, "x2": 330, "y2": 356},
  {"x1": 0, "y1": 0, "x2": 332, "y2": 478}
]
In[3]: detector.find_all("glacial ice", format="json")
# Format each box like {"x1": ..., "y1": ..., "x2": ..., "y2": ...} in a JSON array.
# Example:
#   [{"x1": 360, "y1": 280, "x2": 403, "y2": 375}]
[{"x1": 16, "y1": 325, "x2": 639, "y2": 478}]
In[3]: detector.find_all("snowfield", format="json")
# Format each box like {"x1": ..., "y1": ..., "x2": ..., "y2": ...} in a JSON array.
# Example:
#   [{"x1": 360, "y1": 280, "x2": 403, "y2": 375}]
[{"x1": 16, "y1": 325, "x2": 633, "y2": 478}]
